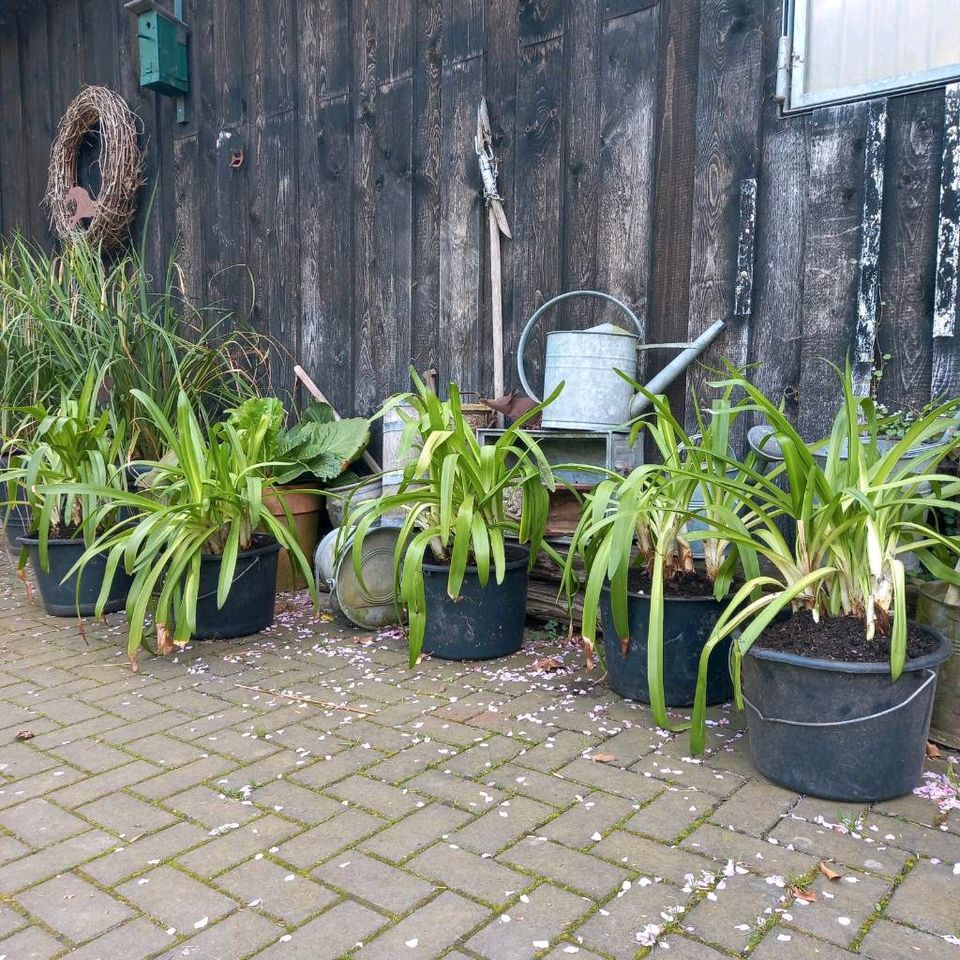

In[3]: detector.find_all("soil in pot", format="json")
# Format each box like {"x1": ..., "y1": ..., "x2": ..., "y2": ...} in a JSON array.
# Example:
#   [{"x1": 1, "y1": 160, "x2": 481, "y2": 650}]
[
  {"x1": 19, "y1": 533, "x2": 133, "y2": 617},
  {"x1": 191, "y1": 535, "x2": 280, "y2": 640},
  {"x1": 600, "y1": 568, "x2": 732, "y2": 707},
  {"x1": 755, "y1": 610, "x2": 940, "y2": 661},
  {"x1": 421, "y1": 545, "x2": 529, "y2": 660},
  {"x1": 743, "y1": 615, "x2": 951, "y2": 802}
]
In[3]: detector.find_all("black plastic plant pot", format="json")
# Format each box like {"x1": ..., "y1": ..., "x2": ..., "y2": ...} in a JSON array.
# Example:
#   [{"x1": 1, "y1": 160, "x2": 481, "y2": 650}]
[
  {"x1": 600, "y1": 586, "x2": 732, "y2": 707},
  {"x1": 421, "y1": 546, "x2": 529, "y2": 660},
  {"x1": 20, "y1": 536, "x2": 133, "y2": 617},
  {"x1": 741, "y1": 625, "x2": 952, "y2": 802},
  {"x1": 192, "y1": 539, "x2": 281, "y2": 639}
]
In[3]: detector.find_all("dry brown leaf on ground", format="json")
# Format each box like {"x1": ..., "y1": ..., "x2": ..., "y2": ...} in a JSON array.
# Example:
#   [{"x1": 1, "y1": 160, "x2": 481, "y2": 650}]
[
  {"x1": 533, "y1": 656, "x2": 564, "y2": 673},
  {"x1": 15, "y1": 729, "x2": 34, "y2": 741},
  {"x1": 926, "y1": 741, "x2": 942, "y2": 759},
  {"x1": 590, "y1": 753, "x2": 618, "y2": 764},
  {"x1": 790, "y1": 885, "x2": 817, "y2": 902},
  {"x1": 819, "y1": 861, "x2": 842, "y2": 881}
]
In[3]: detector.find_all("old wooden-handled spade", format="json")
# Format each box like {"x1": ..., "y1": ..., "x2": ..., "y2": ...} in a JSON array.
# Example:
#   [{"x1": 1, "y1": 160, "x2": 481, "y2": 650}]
[{"x1": 477, "y1": 98, "x2": 511, "y2": 416}]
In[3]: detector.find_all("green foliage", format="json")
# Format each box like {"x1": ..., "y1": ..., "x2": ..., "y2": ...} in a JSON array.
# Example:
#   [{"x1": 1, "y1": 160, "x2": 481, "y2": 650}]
[
  {"x1": 226, "y1": 397, "x2": 370, "y2": 485},
  {"x1": 0, "y1": 233, "x2": 268, "y2": 458},
  {"x1": 563, "y1": 383, "x2": 759, "y2": 730},
  {"x1": 0, "y1": 369, "x2": 128, "y2": 570},
  {"x1": 687, "y1": 361, "x2": 960, "y2": 753},
  {"x1": 54, "y1": 390, "x2": 318, "y2": 660},
  {"x1": 344, "y1": 370, "x2": 564, "y2": 666}
]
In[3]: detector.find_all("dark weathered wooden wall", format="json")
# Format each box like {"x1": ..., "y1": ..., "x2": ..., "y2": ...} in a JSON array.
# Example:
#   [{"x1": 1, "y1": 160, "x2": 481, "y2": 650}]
[{"x1": 1, "y1": 0, "x2": 959, "y2": 439}]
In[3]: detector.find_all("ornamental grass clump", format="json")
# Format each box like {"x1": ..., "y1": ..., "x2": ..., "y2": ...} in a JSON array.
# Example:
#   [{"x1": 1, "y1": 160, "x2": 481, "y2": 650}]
[
  {"x1": 0, "y1": 233, "x2": 268, "y2": 457},
  {"x1": 688, "y1": 362, "x2": 960, "y2": 753}
]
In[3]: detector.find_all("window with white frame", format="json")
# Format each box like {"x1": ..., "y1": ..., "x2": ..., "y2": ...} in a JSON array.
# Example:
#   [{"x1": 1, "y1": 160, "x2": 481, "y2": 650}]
[{"x1": 780, "y1": 0, "x2": 960, "y2": 112}]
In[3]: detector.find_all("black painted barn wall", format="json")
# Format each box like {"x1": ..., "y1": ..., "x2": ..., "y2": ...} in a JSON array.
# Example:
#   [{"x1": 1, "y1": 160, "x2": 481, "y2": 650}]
[{"x1": 1, "y1": 0, "x2": 958, "y2": 439}]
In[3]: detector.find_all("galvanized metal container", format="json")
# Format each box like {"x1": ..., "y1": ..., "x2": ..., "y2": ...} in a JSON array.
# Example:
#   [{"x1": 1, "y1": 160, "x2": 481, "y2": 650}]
[
  {"x1": 541, "y1": 323, "x2": 639, "y2": 430},
  {"x1": 314, "y1": 527, "x2": 340, "y2": 591},
  {"x1": 381, "y1": 403, "x2": 417, "y2": 525},
  {"x1": 326, "y1": 475, "x2": 381, "y2": 527},
  {"x1": 516, "y1": 289, "x2": 727, "y2": 429},
  {"x1": 517, "y1": 291, "x2": 642, "y2": 431},
  {"x1": 331, "y1": 526, "x2": 404, "y2": 629}
]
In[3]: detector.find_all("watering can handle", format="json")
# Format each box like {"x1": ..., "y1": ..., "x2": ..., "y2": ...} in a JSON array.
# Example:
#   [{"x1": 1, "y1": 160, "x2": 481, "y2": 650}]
[{"x1": 516, "y1": 290, "x2": 643, "y2": 403}]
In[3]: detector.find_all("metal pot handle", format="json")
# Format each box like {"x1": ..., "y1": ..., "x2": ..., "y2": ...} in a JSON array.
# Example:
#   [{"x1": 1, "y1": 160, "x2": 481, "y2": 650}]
[{"x1": 516, "y1": 290, "x2": 643, "y2": 402}]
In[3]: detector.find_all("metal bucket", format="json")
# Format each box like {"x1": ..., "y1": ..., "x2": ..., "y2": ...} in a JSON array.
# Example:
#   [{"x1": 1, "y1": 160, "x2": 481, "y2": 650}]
[
  {"x1": 332, "y1": 526, "x2": 404, "y2": 629},
  {"x1": 517, "y1": 291, "x2": 642, "y2": 431},
  {"x1": 381, "y1": 403, "x2": 418, "y2": 525},
  {"x1": 326, "y1": 475, "x2": 381, "y2": 527},
  {"x1": 517, "y1": 290, "x2": 727, "y2": 428},
  {"x1": 314, "y1": 528, "x2": 340, "y2": 592}
]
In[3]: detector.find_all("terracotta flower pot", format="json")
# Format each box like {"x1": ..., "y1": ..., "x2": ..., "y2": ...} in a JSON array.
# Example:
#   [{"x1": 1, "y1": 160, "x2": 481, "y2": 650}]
[{"x1": 264, "y1": 485, "x2": 324, "y2": 592}]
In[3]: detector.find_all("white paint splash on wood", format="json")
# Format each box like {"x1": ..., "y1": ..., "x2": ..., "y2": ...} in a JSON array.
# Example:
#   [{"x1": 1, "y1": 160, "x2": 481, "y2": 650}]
[{"x1": 934, "y1": 82, "x2": 960, "y2": 339}]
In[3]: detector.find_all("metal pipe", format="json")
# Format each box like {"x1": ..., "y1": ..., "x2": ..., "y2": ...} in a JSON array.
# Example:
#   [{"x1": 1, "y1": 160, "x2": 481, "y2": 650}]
[{"x1": 628, "y1": 319, "x2": 726, "y2": 417}]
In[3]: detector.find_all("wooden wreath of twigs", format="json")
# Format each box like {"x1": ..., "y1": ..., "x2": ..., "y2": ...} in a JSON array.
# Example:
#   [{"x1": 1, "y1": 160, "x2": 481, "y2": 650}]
[{"x1": 44, "y1": 86, "x2": 144, "y2": 249}]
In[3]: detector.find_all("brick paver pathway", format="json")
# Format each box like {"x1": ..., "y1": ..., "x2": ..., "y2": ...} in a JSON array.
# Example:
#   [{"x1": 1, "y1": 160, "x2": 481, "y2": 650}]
[{"x1": 0, "y1": 555, "x2": 958, "y2": 959}]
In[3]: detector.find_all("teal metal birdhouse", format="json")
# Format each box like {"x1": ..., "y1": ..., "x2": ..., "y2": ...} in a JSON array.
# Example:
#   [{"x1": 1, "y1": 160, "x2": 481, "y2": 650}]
[{"x1": 125, "y1": 0, "x2": 189, "y2": 97}]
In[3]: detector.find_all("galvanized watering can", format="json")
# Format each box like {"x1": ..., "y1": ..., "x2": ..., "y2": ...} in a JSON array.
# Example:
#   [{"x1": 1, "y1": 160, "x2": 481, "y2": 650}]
[{"x1": 517, "y1": 290, "x2": 726, "y2": 430}]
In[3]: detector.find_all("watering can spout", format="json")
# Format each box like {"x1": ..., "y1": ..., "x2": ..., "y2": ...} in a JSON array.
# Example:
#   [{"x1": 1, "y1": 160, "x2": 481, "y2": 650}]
[{"x1": 628, "y1": 320, "x2": 726, "y2": 418}]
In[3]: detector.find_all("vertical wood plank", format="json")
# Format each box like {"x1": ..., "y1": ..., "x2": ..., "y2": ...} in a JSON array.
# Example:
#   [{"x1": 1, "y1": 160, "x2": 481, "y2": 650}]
[
  {"x1": 438, "y1": 0, "x2": 485, "y2": 395},
  {"x1": 511, "y1": 35, "x2": 564, "y2": 399},
  {"x1": 747, "y1": 0, "x2": 806, "y2": 425},
  {"x1": 48, "y1": 0, "x2": 81, "y2": 119},
  {"x1": 18, "y1": 6, "x2": 54, "y2": 242},
  {"x1": 518, "y1": 0, "x2": 564, "y2": 46},
  {"x1": 559, "y1": 1, "x2": 600, "y2": 318},
  {"x1": 371, "y1": 79, "x2": 414, "y2": 400},
  {"x1": 298, "y1": 0, "x2": 355, "y2": 415},
  {"x1": 876, "y1": 90, "x2": 943, "y2": 411},
  {"x1": 797, "y1": 102, "x2": 869, "y2": 440},
  {"x1": 409, "y1": 0, "x2": 442, "y2": 379},
  {"x1": 210, "y1": 0, "x2": 249, "y2": 320},
  {"x1": 352, "y1": 0, "x2": 379, "y2": 413},
  {"x1": 172, "y1": 134, "x2": 202, "y2": 303},
  {"x1": 351, "y1": 0, "x2": 414, "y2": 414},
  {"x1": 851, "y1": 99, "x2": 887, "y2": 397},
  {"x1": 262, "y1": 0, "x2": 299, "y2": 400},
  {"x1": 195, "y1": 0, "x2": 220, "y2": 307},
  {"x1": 114, "y1": 2, "x2": 163, "y2": 275},
  {"x1": 80, "y1": 0, "x2": 116, "y2": 86},
  {"x1": 0, "y1": 23, "x2": 28, "y2": 235},
  {"x1": 685, "y1": 0, "x2": 764, "y2": 430},
  {"x1": 648, "y1": 0, "x2": 700, "y2": 415},
  {"x1": 595, "y1": 4, "x2": 660, "y2": 341},
  {"x1": 485, "y1": 0, "x2": 519, "y2": 390},
  {"x1": 439, "y1": 57, "x2": 485, "y2": 394}
]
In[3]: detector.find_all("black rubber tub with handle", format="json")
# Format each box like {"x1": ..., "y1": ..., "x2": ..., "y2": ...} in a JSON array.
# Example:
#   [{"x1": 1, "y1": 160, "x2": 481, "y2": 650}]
[
  {"x1": 741, "y1": 624, "x2": 951, "y2": 801},
  {"x1": 421, "y1": 545, "x2": 529, "y2": 660}
]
